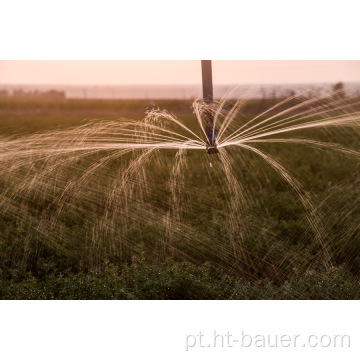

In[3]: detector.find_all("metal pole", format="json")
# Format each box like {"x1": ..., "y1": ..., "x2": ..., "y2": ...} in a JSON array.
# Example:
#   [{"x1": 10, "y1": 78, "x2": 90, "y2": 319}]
[
  {"x1": 201, "y1": 60, "x2": 213, "y2": 104},
  {"x1": 201, "y1": 60, "x2": 218, "y2": 154}
]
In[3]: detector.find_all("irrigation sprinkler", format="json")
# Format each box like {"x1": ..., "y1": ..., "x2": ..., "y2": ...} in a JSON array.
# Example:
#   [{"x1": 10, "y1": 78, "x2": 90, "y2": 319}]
[{"x1": 201, "y1": 60, "x2": 219, "y2": 154}]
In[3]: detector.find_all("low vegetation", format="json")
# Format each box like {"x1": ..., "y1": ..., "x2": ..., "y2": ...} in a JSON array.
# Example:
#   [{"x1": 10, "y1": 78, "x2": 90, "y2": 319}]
[{"x1": 0, "y1": 97, "x2": 359, "y2": 299}]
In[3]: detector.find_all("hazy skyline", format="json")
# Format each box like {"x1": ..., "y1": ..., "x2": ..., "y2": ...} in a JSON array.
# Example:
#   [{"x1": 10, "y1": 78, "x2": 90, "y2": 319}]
[{"x1": 1, "y1": 60, "x2": 359, "y2": 85}]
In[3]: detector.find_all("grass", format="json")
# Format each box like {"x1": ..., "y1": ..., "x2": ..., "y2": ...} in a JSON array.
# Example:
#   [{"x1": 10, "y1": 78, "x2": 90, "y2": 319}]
[{"x1": 0, "y1": 96, "x2": 359, "y2": 299}]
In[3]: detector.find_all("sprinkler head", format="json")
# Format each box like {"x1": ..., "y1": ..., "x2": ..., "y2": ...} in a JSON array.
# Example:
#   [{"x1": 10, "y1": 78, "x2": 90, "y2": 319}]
[
  {"x1": 206, "y1": 131, "x2": 219, "y2": 154},
  {"x1": 207, "y1": 146, "x2": 219, "y2": 154}
]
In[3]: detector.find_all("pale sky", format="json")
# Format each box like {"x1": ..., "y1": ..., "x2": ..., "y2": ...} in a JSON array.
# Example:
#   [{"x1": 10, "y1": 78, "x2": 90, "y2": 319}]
[{"x1": 1, "y1": 61, "x2": 359, "y2": 85}]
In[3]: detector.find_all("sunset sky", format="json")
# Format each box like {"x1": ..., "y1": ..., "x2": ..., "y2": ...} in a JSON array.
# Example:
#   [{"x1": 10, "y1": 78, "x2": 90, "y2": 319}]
[{"x1": 1, "y1": 61, "x2": 359, "y2": 85}]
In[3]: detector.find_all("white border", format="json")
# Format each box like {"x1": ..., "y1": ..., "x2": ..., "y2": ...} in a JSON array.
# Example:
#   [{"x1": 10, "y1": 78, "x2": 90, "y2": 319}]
[
  {"x1": 1, "y1": 0, "x2": 360, "y2": 59},
  {"x1": 0, "y1": 301, "x2": 359, "y2": 359}
]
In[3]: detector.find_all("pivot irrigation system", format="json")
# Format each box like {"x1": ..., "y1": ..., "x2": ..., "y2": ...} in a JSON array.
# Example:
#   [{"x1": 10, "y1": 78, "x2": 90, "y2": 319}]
[{"x1": 201, "y1": 60, "x2": 219, "y2": 154}]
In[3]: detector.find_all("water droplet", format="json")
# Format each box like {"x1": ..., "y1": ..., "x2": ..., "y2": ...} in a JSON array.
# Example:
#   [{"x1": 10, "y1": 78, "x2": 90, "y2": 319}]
[{"x1": 210, "y1": 162, "x2": 212, "y2": 168}]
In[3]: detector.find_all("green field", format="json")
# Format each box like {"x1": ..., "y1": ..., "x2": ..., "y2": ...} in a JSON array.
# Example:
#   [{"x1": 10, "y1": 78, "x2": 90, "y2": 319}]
[{"x1": 0, "y1": 96, "x2": 359, "y2": 299}]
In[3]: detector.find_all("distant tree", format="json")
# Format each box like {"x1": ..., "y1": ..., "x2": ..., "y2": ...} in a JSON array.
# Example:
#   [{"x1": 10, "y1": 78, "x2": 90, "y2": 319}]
[
  {"x1": 284, "y1": 89, "x2": 295, "y2": 98},
  {"x1": 260, "y1": 87, "x2": 267, "y2": 99},
  {"x1": 271, "y1": 88, "x2": 277, "y2": 100},
  {"x1": 332, "y1": 81, "x2": 345, "y2": 98},
  {"x1": 11, "y1": 88, "x2": 65, "y2": 99}
]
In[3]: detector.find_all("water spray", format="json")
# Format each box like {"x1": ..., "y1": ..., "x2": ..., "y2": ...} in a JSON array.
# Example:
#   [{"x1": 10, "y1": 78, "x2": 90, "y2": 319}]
[{"x1": 201, "y1": 60, "x2": 219, "y2": 154}]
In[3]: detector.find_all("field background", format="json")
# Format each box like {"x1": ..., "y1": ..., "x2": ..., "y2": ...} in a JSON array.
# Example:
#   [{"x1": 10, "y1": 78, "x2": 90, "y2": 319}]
[{"x1": 0, "y1": 96, "x2": 359, "y2": 299}]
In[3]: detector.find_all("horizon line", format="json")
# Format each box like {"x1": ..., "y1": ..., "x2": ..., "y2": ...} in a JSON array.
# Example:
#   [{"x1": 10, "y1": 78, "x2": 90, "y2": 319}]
[{"x1": 0, "y1": 81, "x2": 357, "y2": 87}]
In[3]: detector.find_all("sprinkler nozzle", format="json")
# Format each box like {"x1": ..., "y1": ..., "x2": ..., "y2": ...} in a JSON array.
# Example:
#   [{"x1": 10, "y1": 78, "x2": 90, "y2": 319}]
[
  {"x1": 207, "y1": 146, "x2": 219, "y2": 154},
  {"x1": 206, "y1": 131, "x2": 219, "y2": 154}
]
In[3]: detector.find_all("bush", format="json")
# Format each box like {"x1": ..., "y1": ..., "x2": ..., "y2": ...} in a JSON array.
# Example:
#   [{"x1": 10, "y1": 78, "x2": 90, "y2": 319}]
[{"x1": 0, "y1": 259, "x2": 358, "y2": 300}]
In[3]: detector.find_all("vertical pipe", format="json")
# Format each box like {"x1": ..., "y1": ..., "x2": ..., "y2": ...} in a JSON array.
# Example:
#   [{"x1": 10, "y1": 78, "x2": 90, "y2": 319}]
[
  {"x1": 201, "y1": 60, "x2": 213, "y2": 104},
  {"x1": 201, "y1": 60, "x2": 218, "y2": 153}
]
